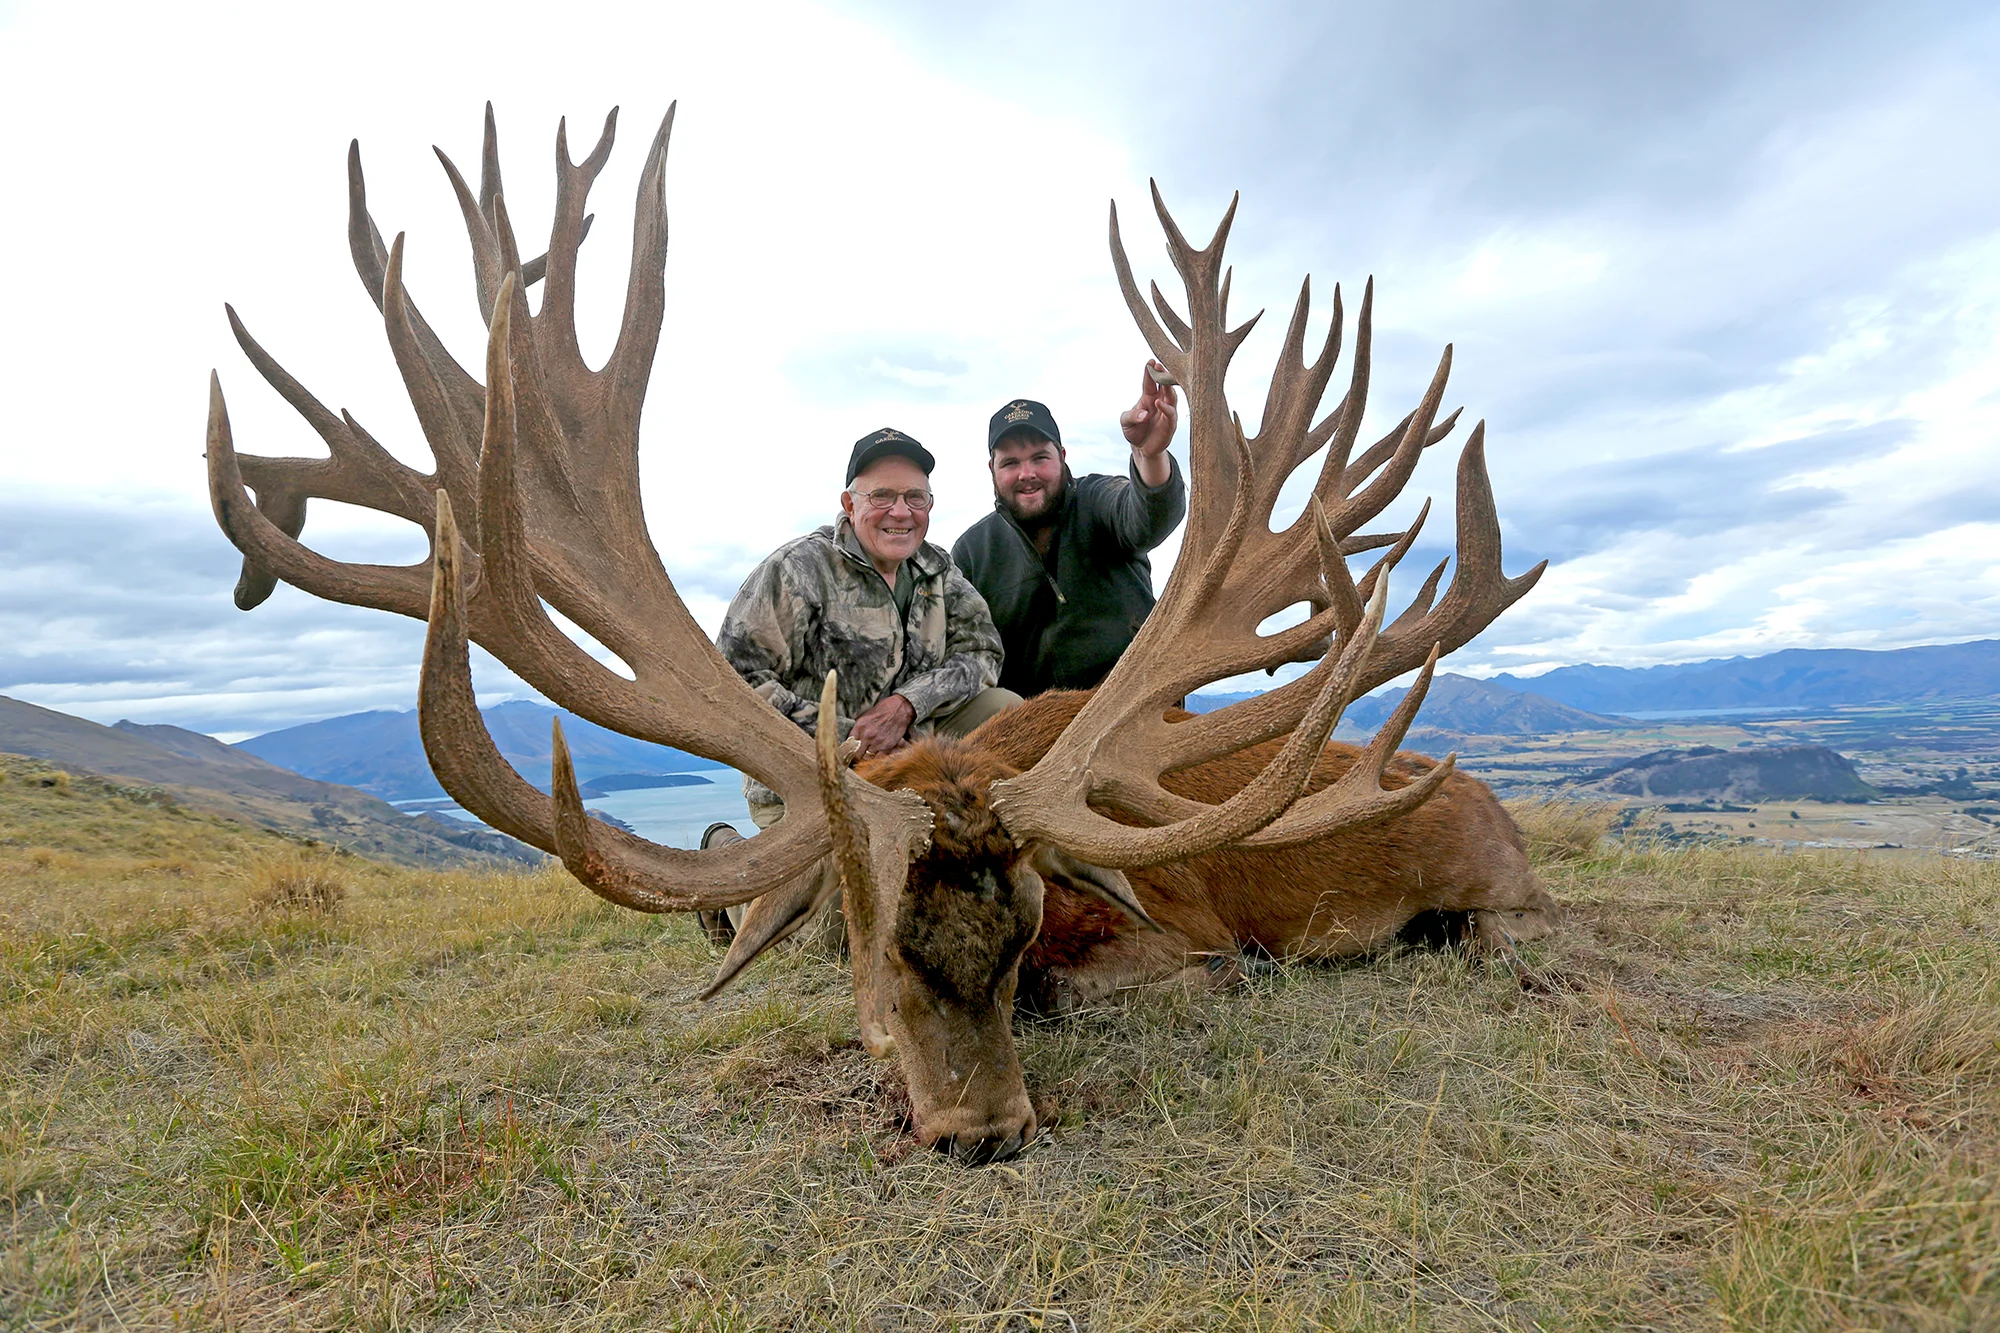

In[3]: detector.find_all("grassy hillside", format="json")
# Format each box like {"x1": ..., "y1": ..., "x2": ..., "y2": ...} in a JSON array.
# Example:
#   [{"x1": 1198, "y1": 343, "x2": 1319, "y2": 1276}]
[
  {"x1": 0, "y1": 696, "x2": 535, "y2": 869},
  {"x1": 2, "y1": 776, "x2": 1996, "y2": 1329}
]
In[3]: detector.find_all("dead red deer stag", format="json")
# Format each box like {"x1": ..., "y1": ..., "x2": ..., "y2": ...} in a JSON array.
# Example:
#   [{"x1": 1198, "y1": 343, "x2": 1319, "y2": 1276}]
[{"x1": 204, "y1": 105, "x2": 1548, "y2": 1165}]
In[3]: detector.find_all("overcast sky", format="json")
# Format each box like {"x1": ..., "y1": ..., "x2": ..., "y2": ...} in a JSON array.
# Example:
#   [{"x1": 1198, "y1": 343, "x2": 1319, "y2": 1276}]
[{"x1": 1, "y1": 0, "x2": 1995, "y2": 739}]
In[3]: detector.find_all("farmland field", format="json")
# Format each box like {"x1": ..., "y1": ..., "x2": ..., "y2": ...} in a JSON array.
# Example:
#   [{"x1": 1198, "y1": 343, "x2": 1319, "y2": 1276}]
[
  {"x1": 1442, "y1": 696, "x2": 2000, "y2": 860},
  {"x1": 3, "y1": 754, "x2": 1997, "y2": 1330}
]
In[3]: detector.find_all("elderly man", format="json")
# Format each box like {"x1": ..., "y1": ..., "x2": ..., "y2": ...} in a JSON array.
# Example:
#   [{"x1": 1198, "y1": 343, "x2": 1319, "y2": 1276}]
[
  {"x1": 951, "y1": 361, "x2": 1186, "y2": 697},
  {"x1": 700, "y1": 428, "x2": 1018, "y2": 938}
]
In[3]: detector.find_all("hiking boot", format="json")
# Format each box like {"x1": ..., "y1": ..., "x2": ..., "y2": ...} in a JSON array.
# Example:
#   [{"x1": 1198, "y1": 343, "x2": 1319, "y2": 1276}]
[{"x1": 695, "y1": 822, "x2": 743, "y2": 947}]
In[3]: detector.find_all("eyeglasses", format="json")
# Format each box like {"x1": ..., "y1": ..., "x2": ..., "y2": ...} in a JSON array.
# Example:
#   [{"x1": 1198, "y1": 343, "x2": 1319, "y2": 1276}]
[{"x1": 850, "y1": 487, "x2": 935, "y2": 511}]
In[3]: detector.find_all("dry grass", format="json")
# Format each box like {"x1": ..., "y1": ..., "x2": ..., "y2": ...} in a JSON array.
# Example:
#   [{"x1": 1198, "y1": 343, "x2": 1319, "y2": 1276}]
[
  {"x1": 1504, "y1": 795, "x2": 1622, "y2": 864},
  {"x1": 248, "y1": 851, "x2": 350, "y2": 915},
  {"x1": 2, "y1": 775, "x2": 1997, "y2": 1329}
]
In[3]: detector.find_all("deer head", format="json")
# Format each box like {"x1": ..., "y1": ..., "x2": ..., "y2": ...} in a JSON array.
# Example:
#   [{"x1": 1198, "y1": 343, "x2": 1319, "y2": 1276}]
[{"x1": 205, "y1": 106, "x2": 1542, "y2": 1164}]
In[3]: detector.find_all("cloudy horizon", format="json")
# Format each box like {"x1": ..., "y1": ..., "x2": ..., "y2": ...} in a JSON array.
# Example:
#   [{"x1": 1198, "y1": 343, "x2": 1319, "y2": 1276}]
[{"x1": 2, "y1": 0, "x2": 1995, "y2": 740}]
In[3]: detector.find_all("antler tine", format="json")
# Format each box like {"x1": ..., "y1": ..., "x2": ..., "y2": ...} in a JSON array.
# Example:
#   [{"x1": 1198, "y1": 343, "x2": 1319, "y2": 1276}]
[
  {"x1": 547, "y1": 716, "x2": 832, "y2": 912},
  {"x1": 227, "y1": 490, "x2": 302, "y2": 611},
  {"x1": 1339, "y1": 407, "x2": 1463, "y2": 501},
  {"x1": 539, "y1": 107, "x2": 619, "y2": 368},
  {"x1": 1272, "y1": 281, "x2": 1344, "y2": 475},
  {"x1": 381, "y1": 235, "x2": 483, "y2": 508},
  {"x1": 477, "y1": 102, "x2": 502, "y2": 223},
  {"x1": 606, "y1": 104, "x2": 676, "y2": 406},
  {"x1": 519, "y1": 215, "x2": 593, "y2": 290},
  {"x1": 815, "y1": 670, "x2": 874, "y2": 921},
  {"x1": 1327, "y1": 344, "x2": 1451, "y2": 537},
  {"x1": 460, "y1": 275, "x2": 699, "y2": 735},
  {"x1": 435, "y1": 146, "x2": 507, "y2": 325},
  {"x1": 1385, "y1": 557, "x2": 1451, "y2": 639},
  {"x1": 1109, "y1": 202, "x2": 1187, "y2": 372},
  {"x1": 347, "y1": 144, "x2": 483, "y2": 426},
  {"x1": 346, "y1": 141, "x2": 391, "y2": 308},
  {"x1": 1353, "y1": 498, "x2": 1431, "y2": 609},
  {"x1": 1148, "y1": 179, "x2": 1201, "y2": 283},
  {"x1": 1303, "y1": 277, "x2": 1374, "y2": 495},
  {"x1": 1351, "y1": 423, "x2": 1547, "y2": 694},
  {"x1": 485, "y1": 192, "x2": 585, "y2": 522},
  {"x1": 1148, "y1": 279, "x2": 1193, "y2": 348}
]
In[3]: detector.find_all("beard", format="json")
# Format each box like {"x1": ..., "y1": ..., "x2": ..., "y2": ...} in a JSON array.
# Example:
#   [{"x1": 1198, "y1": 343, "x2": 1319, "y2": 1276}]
[{"x1": 999, "y1": 469, "x2": 1067, "y2": 528}]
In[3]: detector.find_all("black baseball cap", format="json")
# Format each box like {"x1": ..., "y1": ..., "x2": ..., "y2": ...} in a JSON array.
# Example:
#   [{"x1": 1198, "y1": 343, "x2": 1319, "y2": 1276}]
[
  {"x1": 987, "y1": 399, "x2": 1063, "y2": 452},
  {"x1": 846, "y1": 427, "x2": 936, "y2": 485}
]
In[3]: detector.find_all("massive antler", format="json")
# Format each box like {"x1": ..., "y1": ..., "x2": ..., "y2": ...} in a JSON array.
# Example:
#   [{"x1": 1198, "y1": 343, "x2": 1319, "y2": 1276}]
[
  {"x1": 205, "y1": 105, "x2": 931, "y2": 912},
  {"x1": 991, "y1": 186, "x2": 1545, "y2": 867}
]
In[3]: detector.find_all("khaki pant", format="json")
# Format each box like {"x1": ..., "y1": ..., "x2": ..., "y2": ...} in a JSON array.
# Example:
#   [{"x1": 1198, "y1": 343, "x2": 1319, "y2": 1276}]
[{"x1": 732, "y1": 685, "x2": 1023, "y2": 926}]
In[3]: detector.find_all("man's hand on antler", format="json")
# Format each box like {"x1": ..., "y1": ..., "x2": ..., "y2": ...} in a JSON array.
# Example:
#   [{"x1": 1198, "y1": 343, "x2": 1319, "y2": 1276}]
[
  {"x1": 1119, "y1": 359, "x2": 1179, "y2": 487},
  {"x1": 848, "y1": 693, "x2": 916, "y2": 758}
]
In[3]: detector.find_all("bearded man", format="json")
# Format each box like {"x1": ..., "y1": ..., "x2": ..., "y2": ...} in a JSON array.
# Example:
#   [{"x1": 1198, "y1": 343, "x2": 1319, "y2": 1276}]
[{"x1": 951, "y1": 362, "x2": 1186, "y2": 697}]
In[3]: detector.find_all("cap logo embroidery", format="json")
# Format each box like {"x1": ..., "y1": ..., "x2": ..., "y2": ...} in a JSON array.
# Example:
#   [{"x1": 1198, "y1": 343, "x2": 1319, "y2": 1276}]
[
  {"x1": 875, "y1": 428, "x2": 906, "y2": 442},
  {"x1": 1003, "y1": 402, "x2": 1033, "y2": 422}
]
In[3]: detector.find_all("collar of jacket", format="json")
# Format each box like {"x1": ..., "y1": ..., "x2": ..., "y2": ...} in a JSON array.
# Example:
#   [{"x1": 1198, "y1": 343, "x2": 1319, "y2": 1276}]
[{"x1": 826, "y1": 518, "x2": 950, "y2": 582}]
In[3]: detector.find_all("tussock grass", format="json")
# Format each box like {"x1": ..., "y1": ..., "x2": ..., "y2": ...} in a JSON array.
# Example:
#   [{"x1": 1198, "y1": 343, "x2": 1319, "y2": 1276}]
[
  {"x1": 247, "y1": 850, "x2": 350, "y2": 915},
  {"x1": 2, "y1": 800, "x2": 1996, "y2": 1328},
  {"x1": 1505, "y1": 795, "x2": 1621, "y2": 865}
]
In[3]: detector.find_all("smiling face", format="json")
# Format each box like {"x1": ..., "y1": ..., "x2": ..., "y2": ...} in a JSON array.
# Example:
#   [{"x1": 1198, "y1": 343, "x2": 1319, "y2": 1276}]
[
  {"x1": 841, "y1": 456, "x2": 932, "y2": 577},
  {"x1": 989, "y1": 431, "x2": 1066, "y2": 526}
]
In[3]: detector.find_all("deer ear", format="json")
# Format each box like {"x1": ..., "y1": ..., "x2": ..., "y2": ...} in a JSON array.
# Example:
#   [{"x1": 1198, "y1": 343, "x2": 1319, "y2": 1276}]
[
  {"x1": 1029, "y1": 845, "x2": 1163, "y2": 933},
  {"x1": 698, "y1": 861, "x2": 841, "y2": 1000}
]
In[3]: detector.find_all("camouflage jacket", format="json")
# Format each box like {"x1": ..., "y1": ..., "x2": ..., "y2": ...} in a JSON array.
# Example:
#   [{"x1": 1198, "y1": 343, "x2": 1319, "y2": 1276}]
[{"x1": 717, "y1": 520, "x2": 1002, "y2": 800}]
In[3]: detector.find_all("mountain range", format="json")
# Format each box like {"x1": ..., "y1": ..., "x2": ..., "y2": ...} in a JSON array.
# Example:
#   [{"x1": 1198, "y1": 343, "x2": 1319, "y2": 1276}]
[
  {"x1": 0, "y1": 695, "x2": 536, "y2": 868},
  {"x1": 1491, "y1": 639, "x2": 2000, "y2": 714},
  {"x1": 238, "y1": 701, "x2": 726, "y2": 801},
  {"x1": 1197, "y1": 638, "x2": 1999, "y2": 736},
  {"x1": 1335, "y1": 674, "x2": 1627, "y2": 737}
]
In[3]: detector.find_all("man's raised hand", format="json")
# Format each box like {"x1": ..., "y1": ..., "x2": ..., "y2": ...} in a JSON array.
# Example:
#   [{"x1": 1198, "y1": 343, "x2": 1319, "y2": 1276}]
[{"x1": 1120, "y1": 359, "x2": 1179, "y2": 485}]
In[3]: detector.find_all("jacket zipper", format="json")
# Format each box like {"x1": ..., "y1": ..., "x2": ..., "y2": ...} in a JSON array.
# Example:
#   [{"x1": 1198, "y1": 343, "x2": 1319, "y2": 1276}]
[
  {"x1": 835, "y1": 535, "x2": 915, "y2": 672},
  {"x1": 1000, "y1": 507, "x2": 1066, "y2": 604}
]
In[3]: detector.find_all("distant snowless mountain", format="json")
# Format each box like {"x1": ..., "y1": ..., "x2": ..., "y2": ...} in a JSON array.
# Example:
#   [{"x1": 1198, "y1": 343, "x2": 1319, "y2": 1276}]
[
  {"x1": 237, "y1": 701, "x2": 727, "y2": 802},
  {"x1": 1189, "y1": 638, "x2": 2000, "y2": 735},
  {"x1": 1332, "y1": 674, "x2": 1628, "y2": 736},
  {"x1": 1489, "y1": 639, "x2": 2000, "y2": 715}
]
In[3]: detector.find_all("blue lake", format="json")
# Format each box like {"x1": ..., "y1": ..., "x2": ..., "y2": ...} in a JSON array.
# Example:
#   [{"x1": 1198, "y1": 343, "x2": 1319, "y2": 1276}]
[
  {"x1": 582, "y1": 779, "x2": 757, "y2": 847},
  {"x1": 402, "y1": 774, "x2": 757, "y2": 849}
]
